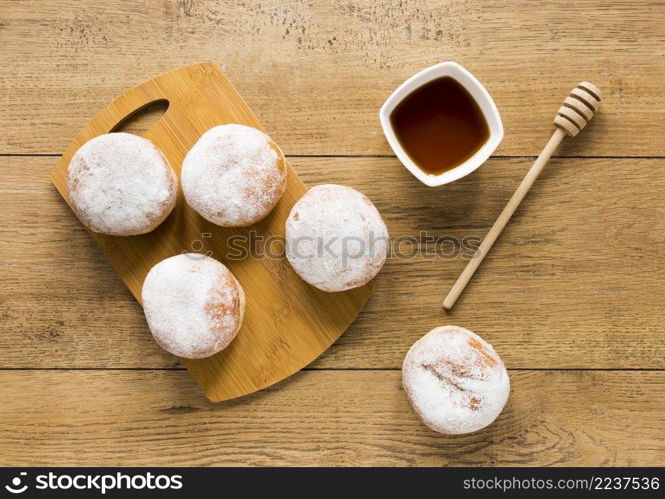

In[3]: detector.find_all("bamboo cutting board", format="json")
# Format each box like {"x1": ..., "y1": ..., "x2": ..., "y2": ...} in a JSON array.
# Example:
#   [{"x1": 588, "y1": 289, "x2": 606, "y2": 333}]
[{"x1": 51, "y1": 63, "x2": 373, "y2": 402}]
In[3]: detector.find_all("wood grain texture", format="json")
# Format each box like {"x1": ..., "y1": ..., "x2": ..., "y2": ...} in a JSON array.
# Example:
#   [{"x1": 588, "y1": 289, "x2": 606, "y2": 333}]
[
  {"x1": 443, "y1": 83, "x2": 603, "y2": 308},
  {"x1": 0, "y1": 370, "x2": 663, "y2": 466},
  {"x1": 49, "y1": 63, "x2": 372, "y2": 401},
  {"x1": 1, "y1": 0, "x2": 664, "y2": 156},
  {"x1": 2, "y1": 0, "x2": 664, "y2": 467},
  {"x1": 444, "y1": 128, "x2": 567, "y2": 309},
  {"x1": 3, "y1": 156, "x2": 664, "y2": 369}
]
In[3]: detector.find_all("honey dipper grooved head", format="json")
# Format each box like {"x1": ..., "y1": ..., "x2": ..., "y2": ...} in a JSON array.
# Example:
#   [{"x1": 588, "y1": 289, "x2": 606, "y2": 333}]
[{"x1": 554, "y1": 82, "x2": 602, "y2": 136}]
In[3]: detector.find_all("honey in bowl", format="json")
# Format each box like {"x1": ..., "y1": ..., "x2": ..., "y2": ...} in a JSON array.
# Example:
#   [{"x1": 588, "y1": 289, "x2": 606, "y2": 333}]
[{"x1": 389, "y1": 76, "x2": 490, "y2": 176}]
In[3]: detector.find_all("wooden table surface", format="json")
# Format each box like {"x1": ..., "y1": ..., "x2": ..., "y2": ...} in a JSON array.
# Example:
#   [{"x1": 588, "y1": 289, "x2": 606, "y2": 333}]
[{"x1": 1, "y1": 0, "x2": 664, "y2": 466}]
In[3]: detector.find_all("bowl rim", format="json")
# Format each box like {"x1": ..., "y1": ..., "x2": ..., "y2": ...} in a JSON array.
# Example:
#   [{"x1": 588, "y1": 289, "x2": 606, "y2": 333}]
[{"x1": 379, "y1": 61, "x2": 504, "y2": 187}]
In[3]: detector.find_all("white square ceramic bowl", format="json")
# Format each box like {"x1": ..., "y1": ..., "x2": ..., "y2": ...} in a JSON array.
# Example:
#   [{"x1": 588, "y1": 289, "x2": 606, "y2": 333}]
[{"x1": 379, "y1": 61, "x2": 504, "y2": 187}]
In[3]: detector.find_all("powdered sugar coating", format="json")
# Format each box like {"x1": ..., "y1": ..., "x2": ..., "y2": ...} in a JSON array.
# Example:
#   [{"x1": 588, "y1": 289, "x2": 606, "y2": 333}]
[
  {"x1": 181, "y1": 124, "x2": 286, "y2": 227},
  {"x1": 67, "y1": 133, "x2": 177, "y2": 236},
  {"x1": 285, "y1": 184, "x2": 389, "y2": 292},
  {"x1": 402, "y1": 326, "x2": 510, "y2": 435},
  {"x1": 141, "y1": 254, "x2": 245, "y2": 359}
]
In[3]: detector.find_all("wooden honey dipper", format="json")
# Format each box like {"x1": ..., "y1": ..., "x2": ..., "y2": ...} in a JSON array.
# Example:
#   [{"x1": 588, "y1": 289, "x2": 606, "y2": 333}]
[{"x1": 443, "y1": 82, "x2": 602, "y2": 310}]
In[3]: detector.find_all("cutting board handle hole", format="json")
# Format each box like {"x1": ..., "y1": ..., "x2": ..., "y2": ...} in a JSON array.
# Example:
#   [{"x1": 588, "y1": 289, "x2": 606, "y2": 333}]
[{"x1": 110, "y1": 99, "x2": 170, "y2": 135}]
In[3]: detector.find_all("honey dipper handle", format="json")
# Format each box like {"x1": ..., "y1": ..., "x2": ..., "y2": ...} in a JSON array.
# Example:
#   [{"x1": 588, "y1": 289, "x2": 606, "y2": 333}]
[{"x1": 443, "y1": 128, "x2": 566, "y2": 310}]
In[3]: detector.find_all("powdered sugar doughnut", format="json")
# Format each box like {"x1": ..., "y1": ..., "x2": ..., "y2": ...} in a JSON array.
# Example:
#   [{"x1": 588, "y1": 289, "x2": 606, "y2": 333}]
[
  {"x1": 402, "y1": 326, "x2": 510, "y2": 435},
  {"x1": 67, "y1": 133, "x2": 177, "y2": 236},
  {"x1": 285, "y1": 184, "x2": 389, "y2": 292},
  {"x1": 181, "y1": 124, "x2": 286, "y2": 227},
  {"x1": 141, "y1": 254, "x2": 245, "y2": 359}
]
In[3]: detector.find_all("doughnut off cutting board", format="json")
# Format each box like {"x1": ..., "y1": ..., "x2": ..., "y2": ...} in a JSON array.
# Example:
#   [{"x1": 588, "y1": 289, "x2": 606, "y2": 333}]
[{"x1": 51, "y1": 62, "x2": 373, "y2": 402}]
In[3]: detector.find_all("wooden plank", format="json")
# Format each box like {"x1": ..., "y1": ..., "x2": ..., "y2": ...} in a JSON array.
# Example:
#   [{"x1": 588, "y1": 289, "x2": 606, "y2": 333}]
[
  {"x1": 2, "y1": 156, "x2": 664, "y2": 369},
  {"x1": 0, "y1": 370, "x2": 662, "y2": 466},
  {"x1": 1, "y1": 0, "x2": 664, "y2": 156}
]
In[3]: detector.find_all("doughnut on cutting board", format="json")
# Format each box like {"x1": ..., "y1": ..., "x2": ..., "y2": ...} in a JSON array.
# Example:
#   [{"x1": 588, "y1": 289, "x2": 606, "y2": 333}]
[{"x1": 51, "y1": 63, "x2": 373, "y2": 402}]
